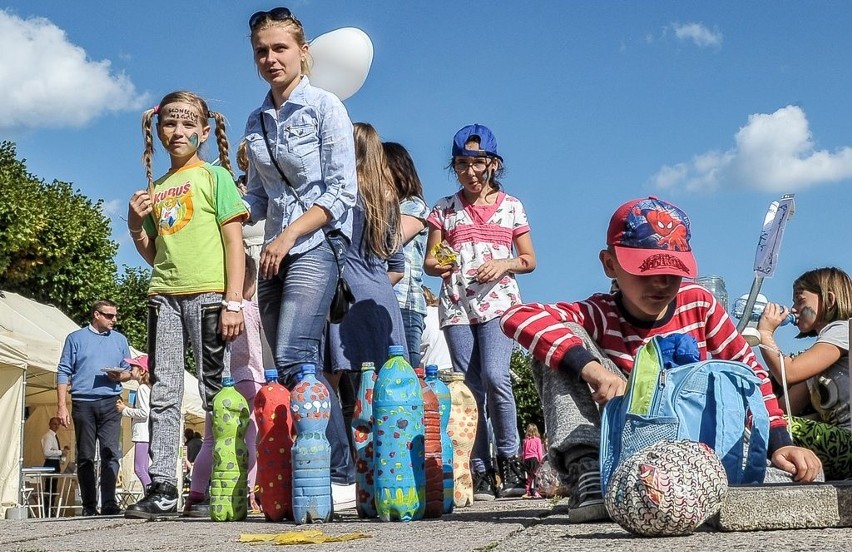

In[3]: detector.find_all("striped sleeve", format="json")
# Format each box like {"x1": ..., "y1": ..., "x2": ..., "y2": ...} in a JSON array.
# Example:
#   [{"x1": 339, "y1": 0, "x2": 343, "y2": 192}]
[{"x1": 703, "y1": 294, "x2": 793, "y2": 452}]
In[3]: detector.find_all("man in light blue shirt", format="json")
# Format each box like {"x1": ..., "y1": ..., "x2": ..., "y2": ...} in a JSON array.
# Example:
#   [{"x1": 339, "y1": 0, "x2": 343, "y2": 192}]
[{"x1": 56, "y1": 300, "x2": 132, "y2": 516}]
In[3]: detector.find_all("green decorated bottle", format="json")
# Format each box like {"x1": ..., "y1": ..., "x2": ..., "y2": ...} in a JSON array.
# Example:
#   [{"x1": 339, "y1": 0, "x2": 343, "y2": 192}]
[
  {"x1": 373, "y1": 345, "x2": 425, "y2": 522},
  {"x1": 210, "y1": 376, "x2": 250, "y2": 521}
]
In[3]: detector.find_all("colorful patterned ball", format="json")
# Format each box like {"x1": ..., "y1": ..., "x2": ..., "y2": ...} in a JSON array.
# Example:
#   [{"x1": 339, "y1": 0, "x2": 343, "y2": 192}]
[{"x1": 605, "y1": 440, "x2": 728, "y2": 537}]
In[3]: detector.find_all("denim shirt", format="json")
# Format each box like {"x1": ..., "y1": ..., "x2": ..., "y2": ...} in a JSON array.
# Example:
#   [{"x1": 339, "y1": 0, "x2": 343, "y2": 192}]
[{"x1": 243, "y1": 77, "x2": 357, "y2": 254}]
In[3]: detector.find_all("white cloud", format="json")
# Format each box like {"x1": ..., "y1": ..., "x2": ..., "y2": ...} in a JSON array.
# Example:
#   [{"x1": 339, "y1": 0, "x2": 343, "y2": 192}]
[
  {"x1": 652, "y1": 105, "x2": 852, "y2": 193},
  {"x1": 673, "y1": 22, "x2": 723, "y2": 48},
  {"x1": 0, "y1": 10, "x2": 149, "y2": 130}
]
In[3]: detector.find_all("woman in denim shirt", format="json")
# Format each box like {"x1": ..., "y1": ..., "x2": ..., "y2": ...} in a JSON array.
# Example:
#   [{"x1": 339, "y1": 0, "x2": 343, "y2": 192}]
[{"x1": 242, "y1": 7, "x2": 358, "y2": 497}]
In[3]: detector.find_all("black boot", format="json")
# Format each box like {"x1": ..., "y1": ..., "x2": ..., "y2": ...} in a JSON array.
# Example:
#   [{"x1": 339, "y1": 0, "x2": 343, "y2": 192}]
[
  {"x1": 125, "y1": 481, "x2": 179, "y2": 519},
  {"x1": 498, "y1": 456, "x2": 526, "y2": 498}
]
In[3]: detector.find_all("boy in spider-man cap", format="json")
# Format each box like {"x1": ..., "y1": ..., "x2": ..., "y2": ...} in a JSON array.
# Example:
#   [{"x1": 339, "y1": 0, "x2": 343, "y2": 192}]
[{"x1": 500, "y1": 196, "x2": 822, "y2": 523}]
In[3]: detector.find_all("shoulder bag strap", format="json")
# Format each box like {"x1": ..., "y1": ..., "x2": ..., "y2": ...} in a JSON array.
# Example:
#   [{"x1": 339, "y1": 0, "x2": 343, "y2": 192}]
[{"x1": 258, "y1": 113, "x2": 344, "y2": 280}]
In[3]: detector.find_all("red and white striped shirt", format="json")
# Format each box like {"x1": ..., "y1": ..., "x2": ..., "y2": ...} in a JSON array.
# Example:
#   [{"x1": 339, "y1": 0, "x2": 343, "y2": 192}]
[{"x1": 500, "y1": 282, "x2": 791, "y2": 449}]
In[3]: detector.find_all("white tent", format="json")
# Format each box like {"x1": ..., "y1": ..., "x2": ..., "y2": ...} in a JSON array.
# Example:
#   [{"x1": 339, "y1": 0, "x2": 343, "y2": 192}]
[{"x1": 0, "y1": 291, "x2": 205, "y2": 518}]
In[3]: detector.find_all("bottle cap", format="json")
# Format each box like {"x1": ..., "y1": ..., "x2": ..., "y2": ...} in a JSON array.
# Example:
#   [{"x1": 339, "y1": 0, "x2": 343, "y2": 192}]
[
  {"x1": 425, "y1": 365, "x2": 438, "y2": 377},
  {"x1": 263, "y1": 369, "x2": 278, "y2": 382},
  {"x1": 388, "y1": 344, "x2": 405, "y2": 357},
  {"x1": 222, "y1": 376, "x2": 235, "y2": 387},
  {"x1": 299, "y1": 363, "x2": 316, "y2": 376},
  {"x1": 360, "y1": 362, "x2": 376, "y2": 372}
]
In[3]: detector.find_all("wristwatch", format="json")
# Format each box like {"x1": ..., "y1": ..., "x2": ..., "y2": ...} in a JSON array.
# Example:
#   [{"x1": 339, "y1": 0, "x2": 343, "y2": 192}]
[{"x1": 221, "y1": 300, "x2": 243, "y2": 312}]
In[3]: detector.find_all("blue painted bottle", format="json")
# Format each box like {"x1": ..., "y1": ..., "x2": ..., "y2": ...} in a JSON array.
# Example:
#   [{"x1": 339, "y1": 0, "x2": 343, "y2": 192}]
[
  {"x1": 373, "y1": 345, "x2": 425, "y2": 522},
  {"x1": 210, "y1": 376, "x2": 250, "y2": 521},
  {"x1": 425, "y1": 364, "x2": 454, "y2": 514},
  {"x1": 351, "y1": 362, "x2": 378, "y2": 518},
  {"x1": 290, "y1": 364, "x2": 332, "y2": 524}
]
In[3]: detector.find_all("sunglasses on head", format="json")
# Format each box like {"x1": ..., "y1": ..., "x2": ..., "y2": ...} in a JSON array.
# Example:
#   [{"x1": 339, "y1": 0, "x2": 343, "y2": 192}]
[{"x1": 249, "y1": 7, "x2": 294, "y2": 30}]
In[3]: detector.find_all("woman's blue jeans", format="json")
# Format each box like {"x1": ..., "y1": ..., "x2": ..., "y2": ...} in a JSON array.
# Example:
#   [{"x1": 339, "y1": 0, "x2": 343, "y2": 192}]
[
  {"x1": 257, "y1": 234, "x2": 355, "y2": 484},
  {"x1": 444, "y1": 318, "x2": 519, "y2": 472},
  {"x1": 400, "y1": 308, "x2": 425, "y2": 369}
]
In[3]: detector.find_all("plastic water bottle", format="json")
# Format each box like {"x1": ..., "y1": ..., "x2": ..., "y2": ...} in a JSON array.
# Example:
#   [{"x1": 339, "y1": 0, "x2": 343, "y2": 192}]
[
  {"x1": 254, "y1": 368, "x2": 293, "y2": 522},
  {"x1": 373, "y1": 345, "x2": 425, "y2": 522},
  {"x1": 732, "y1": 296, "x2": 796, "y2": 326},
  {"x1": 425, "y1": 365, "x2": 454, "y2": 514},
  {"x1": 444, "y1": 371, "x2": 478, "y2": 508},
  {"x1": 414, "y1": 367, "x2": 444, "y2": 519},
  {"x1": 696, "y1": 275, "x2": 729, "y2": 312},
  {"x1": 210, "y1": 376, "x2": 250, "y2": 521},
  {"x1": 290, "y1": 364, "x2": 332, "y2": 524},
  {"x1": 351, "y1": 362, "x2": 378, "y2": 519}
]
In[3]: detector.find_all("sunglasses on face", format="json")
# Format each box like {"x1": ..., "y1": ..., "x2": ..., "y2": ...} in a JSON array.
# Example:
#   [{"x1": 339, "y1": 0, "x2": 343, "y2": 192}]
[
  {"x1": 97, "y1": 311, "x2": 117, "y2": 320},
  {"x1": 249, "y1": 7, "x2": 294, "y2": 30}
]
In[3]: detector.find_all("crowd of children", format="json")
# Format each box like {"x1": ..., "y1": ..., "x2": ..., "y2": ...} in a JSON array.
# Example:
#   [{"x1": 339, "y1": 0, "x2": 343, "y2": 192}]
[{"x1": 104, "y1": 5, "x2": 848, "y2": 526}]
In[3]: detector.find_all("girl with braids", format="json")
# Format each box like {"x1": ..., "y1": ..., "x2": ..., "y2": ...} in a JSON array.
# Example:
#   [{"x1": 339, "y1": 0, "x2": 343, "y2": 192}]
[
  {"x1": 125, "y1": 90, "x2": 247, "y2": 518},
  {"x1": 325, "y1": 122, "x2": 406, "y2": 385},
  {"x1": 758, "y1": 266, "x2": 852, "y2": 480},
  {"x1": 242, "y1": 7, "x2": 358, "y2": 506}
]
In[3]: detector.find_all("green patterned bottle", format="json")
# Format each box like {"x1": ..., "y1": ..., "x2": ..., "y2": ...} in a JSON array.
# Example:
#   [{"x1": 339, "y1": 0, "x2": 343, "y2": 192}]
[{"x1": 210, "y1": 376, "x2": 250, "y2": 521}]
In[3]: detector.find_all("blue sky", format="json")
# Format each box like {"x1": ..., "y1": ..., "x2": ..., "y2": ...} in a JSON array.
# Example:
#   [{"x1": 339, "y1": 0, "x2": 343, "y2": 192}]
[{"x1": 2, "y1": 1, "x2": 850, "y2": 354}]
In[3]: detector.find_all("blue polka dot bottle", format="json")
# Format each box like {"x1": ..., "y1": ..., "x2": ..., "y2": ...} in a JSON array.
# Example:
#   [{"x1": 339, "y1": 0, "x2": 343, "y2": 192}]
[
  {"x1": 373, "y1": 345, "x2": 425, "y2": 522},
  {"x1": 351, "y1": 362, "x2": 378, "y2": 518},
  {"x1": 210, "y1": 376, "x2": 250, "y2": 521},
  {"x1": 425, "y1": 364, "x2": 454, "y2": 514},
  {"x1": 290, "y1": 363, "x2": 332, "y2": 524}
]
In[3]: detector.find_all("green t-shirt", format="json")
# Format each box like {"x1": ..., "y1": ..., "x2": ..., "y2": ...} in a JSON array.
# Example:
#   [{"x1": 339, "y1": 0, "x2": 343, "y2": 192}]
[{"x1": 143, "y1": 162, "x2": 247, "y2": 295}]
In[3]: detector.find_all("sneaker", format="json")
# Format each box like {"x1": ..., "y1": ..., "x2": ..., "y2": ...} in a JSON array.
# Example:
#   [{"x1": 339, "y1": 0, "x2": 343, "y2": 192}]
[
  {"x1": 100, "y1": 506, "x2": 123, "y2": 516},
  {"x1": 81, "y1": 508, "x2": 99, "y2": 516},
  {"x1": 472, "y1": 471, "x2": 496, "y2": 501},
  {"x1": 181, "y1": 499, "x2": 210, "y2": 519},
  {"x1": 125, "y1": 481, "x2": 179, "y2": 520},
  {"x1": 566, "y1": 457, "x2": 608, "y2": 523},
  {"x1": 331, "y1": 483, "x2": 356, "y2": 511},
  {"x1": 497, "y1": 456, "x2": 527, "y2": 498}
]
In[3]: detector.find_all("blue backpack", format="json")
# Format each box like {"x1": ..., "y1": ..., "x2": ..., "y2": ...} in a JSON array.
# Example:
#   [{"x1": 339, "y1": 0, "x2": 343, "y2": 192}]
[{"x1": 600, "y1": 334, "x2": 769, "y2": 494}]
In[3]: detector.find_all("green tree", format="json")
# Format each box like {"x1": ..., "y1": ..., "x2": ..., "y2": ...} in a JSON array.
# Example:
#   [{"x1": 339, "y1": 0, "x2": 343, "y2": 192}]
[
  {"x1": 511, "y1": 347, "x2": 544, "y2": 435},
  {"x1": 0, "y1": 141, "x2": 118, "y2": 324},
  {"x1": 112, "y1": 265, "x2": 151, "y2": 351}
]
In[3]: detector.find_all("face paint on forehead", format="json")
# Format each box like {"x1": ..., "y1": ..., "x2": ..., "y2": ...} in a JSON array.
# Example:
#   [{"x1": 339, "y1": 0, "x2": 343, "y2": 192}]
[{"x1": 160, "y1": 105, "x2": 201, "y2": 124}]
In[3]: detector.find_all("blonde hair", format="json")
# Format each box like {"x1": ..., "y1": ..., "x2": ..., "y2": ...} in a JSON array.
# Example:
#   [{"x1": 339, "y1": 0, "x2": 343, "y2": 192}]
[
  {"x1": 353, "y1": 122, "x2": 401, "y2": 259},
  {"x1": 236, "y1": 139, "x2": 249, "y2": 173},
  {"x1": 525, "y1": 423, "x2": 540, "y2": 439},
  {"x1": 250, "y1": 16, "x2": 311, "y2": 75},
  {"x1": 793, "y1": 267, "x2": 852, "y2": 337},
  {"x1": 141, "y1": 91, "x2": 233, "y2": 194}
]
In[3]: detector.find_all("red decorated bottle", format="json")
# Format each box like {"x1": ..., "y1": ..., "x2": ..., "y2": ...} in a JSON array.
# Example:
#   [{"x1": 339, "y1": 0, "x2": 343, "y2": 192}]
[
  {"x1": 254, "y1": 368, "x2": 294, "y2": 521},
  {"x1": 415, "y1": 367, "x2": 444, "y2": 519}
]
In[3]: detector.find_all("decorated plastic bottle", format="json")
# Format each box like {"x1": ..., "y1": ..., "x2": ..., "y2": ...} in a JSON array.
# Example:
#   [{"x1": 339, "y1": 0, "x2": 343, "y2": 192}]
[
  {"x1": 290, "y1": 364, "x2": 332, "y2": 524},
  {"x1": 351, "y1": 362, "x2": 378, "y2": 518},
  {"x1": 210, "y1": 376, "x2": 250, "y2": 521},
  {"x1": 254, "y1": 368, "x2": 294, "y2": 521},
  {"x1": 414, "y1": 367, "x2": 444, "y2": 519},
  {"x1": 373, "y1": 345, "x2": 425, "y2": 522},
  {"x1": 425, "y1": 364, "x2": 454, "y2": 514},
  {"x1": 444, "y1": 371, "x2": 478, "y2": 508}
]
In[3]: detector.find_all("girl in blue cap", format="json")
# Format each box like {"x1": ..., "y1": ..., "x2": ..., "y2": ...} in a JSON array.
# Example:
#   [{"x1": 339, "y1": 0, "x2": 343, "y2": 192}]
[{"x1": 424, "y1": 124, "x2": 537, "y2": 500}]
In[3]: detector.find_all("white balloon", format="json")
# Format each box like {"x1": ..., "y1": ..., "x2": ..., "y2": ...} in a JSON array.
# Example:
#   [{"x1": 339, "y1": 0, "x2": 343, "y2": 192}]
[{"x1": 309, "y1": 27, "x2": 373, "y2": 101}]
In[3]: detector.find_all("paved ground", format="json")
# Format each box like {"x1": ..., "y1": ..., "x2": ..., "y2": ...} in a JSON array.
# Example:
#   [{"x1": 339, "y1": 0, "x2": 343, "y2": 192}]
[{"x1": 3, "y1": 497, "x2": 851, "y2": 552}]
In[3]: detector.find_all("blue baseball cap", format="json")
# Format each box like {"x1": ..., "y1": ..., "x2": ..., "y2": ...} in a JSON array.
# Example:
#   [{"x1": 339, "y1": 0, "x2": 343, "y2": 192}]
[{"x1": 452, "y1": 124, "x2": 503, "y2": 162}]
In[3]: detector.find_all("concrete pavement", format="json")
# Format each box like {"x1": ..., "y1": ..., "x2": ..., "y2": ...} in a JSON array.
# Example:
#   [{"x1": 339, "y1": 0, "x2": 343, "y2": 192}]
[{"x1": 3, "y1": 486, "x2": 852, "y2": 552}]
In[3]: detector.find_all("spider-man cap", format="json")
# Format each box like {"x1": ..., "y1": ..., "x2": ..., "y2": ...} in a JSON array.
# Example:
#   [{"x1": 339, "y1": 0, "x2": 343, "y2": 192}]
[{"x1": 606, "y1": 197, "x2": 697, "y2": 277}]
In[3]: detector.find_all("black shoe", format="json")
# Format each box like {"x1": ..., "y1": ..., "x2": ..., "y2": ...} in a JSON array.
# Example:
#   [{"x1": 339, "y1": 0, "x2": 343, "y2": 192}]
[
  {"x1": 125, "y1": 482, "x2": 179, "y2": 520},
  {"x1": 566, "y1": 455, "x2": 608, "y2": 523},
  {"x1": 498, "y1": 456, "x2": 527, "y2": 498},
  {"x1": 100, "y1": 506, "x2": 123, "y2": 516},
  {"x1": 473, "y1": 470, "x2": 498, "y2": 501},
  {"x1": 81, "y1": 508, "x2": 99, "y2": 516}
]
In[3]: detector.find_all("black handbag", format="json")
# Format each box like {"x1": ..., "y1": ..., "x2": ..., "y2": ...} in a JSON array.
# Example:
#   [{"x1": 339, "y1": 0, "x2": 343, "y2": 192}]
[{"x1": 258, "y1": 115, "x2": 355, "y2": 323}]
